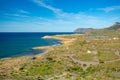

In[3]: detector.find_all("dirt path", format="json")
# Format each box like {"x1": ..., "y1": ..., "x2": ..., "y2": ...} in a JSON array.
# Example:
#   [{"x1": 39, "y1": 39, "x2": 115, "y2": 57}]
[
  {"x1": 104, "y1": 50, "x2": 120, "y2": 63},
  {"x1": 104, "y1": 58, "x2": 120, "y2": 63},
  {"x1": 63, "y1": 54, "x2": 99, "y2": 71},
  {"x1": 47, "y1": 72, "x2": 67, "y2": 80}
]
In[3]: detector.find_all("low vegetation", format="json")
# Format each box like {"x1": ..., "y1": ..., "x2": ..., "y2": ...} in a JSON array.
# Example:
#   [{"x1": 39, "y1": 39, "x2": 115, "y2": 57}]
[{"x1": 0, "y1": 29, "x2": 120, "y2": 79}]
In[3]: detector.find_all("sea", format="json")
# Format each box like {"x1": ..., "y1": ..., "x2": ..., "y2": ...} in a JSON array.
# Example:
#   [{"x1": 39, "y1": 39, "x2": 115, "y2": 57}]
[{"x1": 0, "y1": 32, "x2": 74, "y2": 59}]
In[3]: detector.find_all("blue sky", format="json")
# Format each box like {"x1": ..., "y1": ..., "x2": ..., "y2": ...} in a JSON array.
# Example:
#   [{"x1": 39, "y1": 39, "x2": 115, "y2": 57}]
[{"x1": 0, "y1": 0, "x2": 120, "y2": 32}]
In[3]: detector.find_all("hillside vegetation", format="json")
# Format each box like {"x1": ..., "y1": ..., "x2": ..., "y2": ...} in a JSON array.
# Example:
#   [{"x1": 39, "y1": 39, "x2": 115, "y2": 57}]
[
  {"x1": 89, "y1": 22, "x2": 120, "y2": 37},
  {"x1": 0, "y1": 33, "x2": 120, "y2": 80},
  {"x1": 0, "y1": 22, "x2": 120, "y2": 80}
]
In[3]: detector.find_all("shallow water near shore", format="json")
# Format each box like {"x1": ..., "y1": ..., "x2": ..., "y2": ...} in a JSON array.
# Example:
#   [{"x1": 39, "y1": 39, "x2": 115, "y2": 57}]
[{"x1": 0, "y1": 32, "x2": 74, "y2": 58}]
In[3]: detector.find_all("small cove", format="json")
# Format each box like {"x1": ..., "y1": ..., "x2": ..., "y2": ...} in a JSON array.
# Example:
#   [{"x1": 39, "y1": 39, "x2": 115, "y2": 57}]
[{"x1": 0, "y1": 32, "x2": 74, "y2": 58}]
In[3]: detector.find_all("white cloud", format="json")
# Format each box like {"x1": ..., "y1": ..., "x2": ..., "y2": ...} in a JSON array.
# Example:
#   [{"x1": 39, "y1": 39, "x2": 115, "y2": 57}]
[
  {"x1": 18, "y1": 9, "x2": 30, "y2": 14},
  {"x1": 98, "y1": 6, "x2": 120, "y2": 12},
  {"x1": 2, "y1": 0, "x2": 120, "y2": 32},
  {"x1": 31, "y1": 0, "x2": 99, "y2": 23},
  {"x1": 4, "y1": 13, "x2": 29, "y2": 18},
  {"x1": 32, "y1": 0, "x2": 62, "y2": 14},
  {"x1": 28, "y1": 0, "x2": 120, "y2": 30},
  {"x1": 4, "y1": 9, "x2": 30, "y2": 18}
]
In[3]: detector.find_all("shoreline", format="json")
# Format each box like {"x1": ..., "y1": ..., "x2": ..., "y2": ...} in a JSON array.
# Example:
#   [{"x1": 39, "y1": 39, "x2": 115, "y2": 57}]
[
  {"x1": 32, "y1": 34, "x2": 82, "y2": 59},
  {"x1": 0, "y1": 32, "x2": 74, "y2": 60},
  {"x1": 0, "y1": 34, "x2": 82, "y2": 60},
  {"x1": 32, "y1": 35, "x2": 67, "y2": 59},
  {"x1": 0, "y1": 35, "x2": 63, "y2": 60},
  {"x1": 1, "y1": 30, "x2": 120, "y2": 79}
]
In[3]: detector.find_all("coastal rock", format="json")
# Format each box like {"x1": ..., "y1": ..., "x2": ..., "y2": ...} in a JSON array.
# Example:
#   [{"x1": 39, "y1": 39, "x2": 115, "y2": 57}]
[{"x1": 87, "y1": 50, "x2": 92, "y2": 54}]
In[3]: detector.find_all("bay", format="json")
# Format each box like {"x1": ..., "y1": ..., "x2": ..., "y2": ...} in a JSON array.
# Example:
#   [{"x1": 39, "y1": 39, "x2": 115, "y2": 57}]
[{"x1": 0, "y1": 32, "x2": 74, "y2": 58}]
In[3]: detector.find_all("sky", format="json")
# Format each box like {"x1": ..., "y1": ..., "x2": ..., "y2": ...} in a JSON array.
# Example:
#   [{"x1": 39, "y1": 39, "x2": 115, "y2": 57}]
[{"x1": 0, "y1": 0, "x2": 120, "y2": 32}]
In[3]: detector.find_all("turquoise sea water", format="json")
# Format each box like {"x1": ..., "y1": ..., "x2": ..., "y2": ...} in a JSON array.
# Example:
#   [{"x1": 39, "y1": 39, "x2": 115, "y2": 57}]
[{"x1": 0, "y1": 32, "x2": 74, "y2": 58}]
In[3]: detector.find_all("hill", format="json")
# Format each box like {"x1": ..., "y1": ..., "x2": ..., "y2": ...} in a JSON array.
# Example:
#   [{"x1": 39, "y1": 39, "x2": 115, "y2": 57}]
[
  {"x1": 74, "y1": 28, "x2": 94, "y2": 33},
  {"x1": 88, "y1": 22, "x2": 120, "y2": 37},
  {"x1": 0, "y1": 34, "x2": 120, "y2": 80},
  {"x1": 75, "y1": 22, "x2": 120, "y2": 35},
  {"x1": 0, "y1": 22, "x2": 120, "y2": 80},
  {"x1": 105, "y1": 22, "x2": 120, "y2": 30}
]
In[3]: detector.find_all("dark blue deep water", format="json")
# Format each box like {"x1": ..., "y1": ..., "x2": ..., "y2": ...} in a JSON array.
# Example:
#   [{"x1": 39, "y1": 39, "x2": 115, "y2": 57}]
[{"x1": 0, "y1": 32, "x2": 74, "y2": 58}]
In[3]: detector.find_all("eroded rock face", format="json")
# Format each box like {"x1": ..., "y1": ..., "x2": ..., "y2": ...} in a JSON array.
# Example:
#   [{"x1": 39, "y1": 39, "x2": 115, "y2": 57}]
[
  {"x1": 107, "y1": 22, "x2": 120, "y2": 30},
  {"x1": 114, "y1": 22, "x2": 120, "y2": 25}
]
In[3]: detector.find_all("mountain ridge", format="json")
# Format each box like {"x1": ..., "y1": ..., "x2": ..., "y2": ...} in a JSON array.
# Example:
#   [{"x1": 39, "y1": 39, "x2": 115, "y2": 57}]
[
  {"x1": 105, "y1": 22, "x2": 120, "y2": 30},
  {"x1": 74, "y1": 22, "x2": 120, "y2": 33},
  {"x1": 74, "y1": 28, "x2": 94, "y2": 33}
]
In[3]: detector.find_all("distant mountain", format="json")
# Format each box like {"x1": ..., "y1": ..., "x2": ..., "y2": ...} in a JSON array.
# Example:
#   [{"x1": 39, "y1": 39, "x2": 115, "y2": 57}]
[
  {"x1": 89, "y1": 22, "x2": 120, "y2": 37},
  {"x1": 105, "y1": 22, "x2": 120, "y2": 30},
  {"x1": 74, "y1": 22, "x2": 120, "y2": 33},
  {"x1": 74, "y1": 28, "x2": 94, "y2": 33},
  {"x1": 74, "y1": 22, "x2": 120, "y2": 37}
]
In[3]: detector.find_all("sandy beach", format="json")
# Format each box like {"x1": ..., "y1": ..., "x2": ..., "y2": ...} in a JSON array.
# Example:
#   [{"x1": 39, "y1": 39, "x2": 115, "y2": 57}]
[{"x1": 32, "y1": 34, "x2": 79, "y2": 59}]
